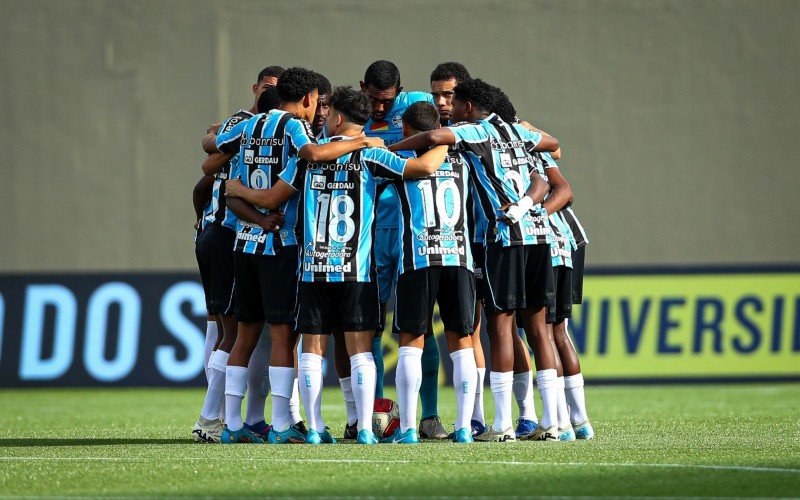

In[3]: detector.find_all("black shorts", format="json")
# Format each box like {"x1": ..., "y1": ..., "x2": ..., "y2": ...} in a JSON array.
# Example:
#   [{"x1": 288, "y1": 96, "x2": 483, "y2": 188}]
[
  {"x1": 195, "y1": 223, "x2": 236, "y2": 315},
  {"x1": 571, "y1": 245, "x2": 586, "y2": 304},
  {"x1": 553, "y1": 266, "x2": 573, "y2": 322},
  {"x1": 234, "y1": 246, "x2": 299, "y2": 324},
  {"x1": 393, "y1": 266, "x2": 476, "y2": 336},
  {"x1": 471, "y1": 242, "x2": 486, "y2": 302},
  {"x1": 296, "y1": 281, "x2": 380, "y2": 334},
  {"x1": 481, "y1": 242, "x2": 555, "y2": 315}
]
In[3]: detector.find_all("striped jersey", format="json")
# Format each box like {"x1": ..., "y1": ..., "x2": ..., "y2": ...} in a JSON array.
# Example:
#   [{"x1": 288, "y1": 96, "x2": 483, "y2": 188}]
[
  {"x1": 450, "y1": 114, "x2": 551, "y2": 247},
  {"x1": 536, "y1": 152, "x2": 578, "y2": 267},
  {"x1": 365, "y1": 91, "x2": 434, "y2": 230},
  {"x1": 393, "y1": 149, "x2": 473, "y2": 274},
  {"x1": 207, "y1": 109, "x2": 253, "y2": 231},
  {"x1": 280, "y1": 136, "x2": 409, "y2": 282},
  {"x1": 539, "y1": 152, "x2": 589, "y2": 249},
  {"x1": 227, "y1": 109, "x2": 315, "y2": 255}
]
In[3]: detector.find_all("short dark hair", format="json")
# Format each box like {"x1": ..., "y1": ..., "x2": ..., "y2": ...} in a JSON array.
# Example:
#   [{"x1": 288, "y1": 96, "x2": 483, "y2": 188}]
[
  {"x1": 363, "y1": 60, "x2": 401, "y2": 90},
  {"x1": 257, "y1": 66, "x2": 284, "y2": 82},
  {"x1": 330, "y1": 86, "x2": 371, "y2": 126},
  {"x1": 257, "y1": 86, "x2": 280, "y2": 114},
  {"x1": 492, "y1": 89, "x2": 517, "y2": 123},
  {"x1": 316, "y1": 73, "x2": 332, "y2": 96},
  {"x1": 276, "y1": 67, "x2": 319, "y2": 103},
  {"x1": 402, "y1": 102, "x2": 439, "y2": 132},
  {"x1": 453, "y1": 78, "x2": 498, "y2": 114},
  {"x1": 430, "y1": 62, "x2": 471, "y2": 84}
]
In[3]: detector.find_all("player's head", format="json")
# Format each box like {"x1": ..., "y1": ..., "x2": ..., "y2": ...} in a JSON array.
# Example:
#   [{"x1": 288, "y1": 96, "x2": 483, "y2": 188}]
[
  {"x1": 429, "y1": 62, "x2": 471, "y2": 123},
  {"x1": 360, "y1": 60, "x2": 403, "y2": 121},
  {"x1": 491, "y1": 88, "x2": 517, "y2": 123},
  {"x1": 253, "y1": 65, "x2": 284, "y2": 98},
  {"x1": 313, "y1": 73, "x2": 332, "y2": 135},
  {"x1": 257, "y1": 86, "x2": 280, "y2": 114},
  {"x1": 451, "y1": 78, "x2": 498, "y2": 122},
  {"x1": 325, "y1": 86, "x2": 371, "y2": 137},
  {"x1": 401, "y1": 102, "x2": 440, "y2": 138},
  {"x1": 276, "y1": 67, "x2": 320, "y2": 122}
]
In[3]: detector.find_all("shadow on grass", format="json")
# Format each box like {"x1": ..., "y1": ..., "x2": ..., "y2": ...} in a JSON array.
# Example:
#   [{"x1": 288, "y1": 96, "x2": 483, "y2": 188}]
[{"x1": 0, "y1": 438, "x2": 189, "y2": 447}]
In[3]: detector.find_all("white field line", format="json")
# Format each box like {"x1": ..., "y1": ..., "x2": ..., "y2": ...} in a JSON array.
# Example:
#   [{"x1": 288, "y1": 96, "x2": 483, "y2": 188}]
[{"x1": 0, "y1": 457, "x2": 798, "y2": 474}]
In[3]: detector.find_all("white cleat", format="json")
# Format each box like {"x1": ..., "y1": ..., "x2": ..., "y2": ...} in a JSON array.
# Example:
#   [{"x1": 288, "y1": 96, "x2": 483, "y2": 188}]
[
  {"x1": 192, "y1": 416, "x2": 223, "y2": 443},
  {"x1": 474, "y1": 426, "x2": 516, "y2": 442},
  {"x1": 529, "y1": 425, "x2": 559, "y2": 441}
]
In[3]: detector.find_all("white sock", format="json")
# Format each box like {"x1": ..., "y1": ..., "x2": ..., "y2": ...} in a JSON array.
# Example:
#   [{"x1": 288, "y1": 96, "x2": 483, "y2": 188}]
[
  {"x1": 290, "y1": 378, "x2": 302, "y2": 424},
  {"x1": 298, "y1": 353, "x2": 325, "y2": 432},
  {"x1": 200, "y1": 350, "x2": 228, "y2": 421},
  {"x1": 489, "y1": 371, "x2": 514, "y2": 432},
  {"x1": 564, "y1": 373, "x2": 589, "y2": 424},
  {"x1": 204, "y1": 322, "x2": 218, "y2": 380},
  {"x1": 472, "y1": 367, "x2": 486, "y2": 425},
  {"x1": 450, "y1": 348, "x2": 477, "y2": 431},
  {"x1": 245, "y1": 333, "x2": 269, "y2": 426},
  {"x1": 269, "y1": 366, "x2": 295, "y2": 432},
  {"x1": 512, "y1": 370, "x2": 538, "y2": 423},
  {"x1": 350, "y1": 352, "x2": 376, "y2": 432},
  {"x1": 556, "y1": 376, "x2": 571, "y2": 430},
  {"x1": 339, "y1": 377, "x2": 358, "y2": 426},
  {"x1": 396, "y1": 346, "x2": 423, "y2": 433},
  {"x1": 224, "y1": 365, "x2": 247, "y2": 432},
  {"x1": 536, "y1": 369, "x2": 558, "y2": 429}
]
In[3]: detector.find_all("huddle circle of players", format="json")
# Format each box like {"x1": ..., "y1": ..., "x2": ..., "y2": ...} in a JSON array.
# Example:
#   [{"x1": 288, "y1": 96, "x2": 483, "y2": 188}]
[{"x1": 192, "y1": 61, "x2": 593, "y2": 445}]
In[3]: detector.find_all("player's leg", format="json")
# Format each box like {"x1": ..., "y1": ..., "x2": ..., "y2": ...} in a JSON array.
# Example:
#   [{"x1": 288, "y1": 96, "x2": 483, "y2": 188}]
[
  {"x1": 511, "y1": 325, "x2": 539, "y2": 439},
  {"x1": 419, "y1": 322, "x2": 447, "y2": 439},
  {"x1": 224, "y1": 320, "x2": 264, "y2": 439},
  {"x1": 243, "y1": 328, "x2": 270, "y2": 439},
  {"x1": 470, "y1": 242, "x2": 488, "y2": 434},
  {"x1": 298, "y1": 332, "x2": 333, "y2": 444},
  {"x1": 333, "y1": 329, "x2": 357, "y2": 438},
  {"x1": 373, "y1": 227, "x2": 399, "y2": 398},
  {"x1": 204, "y1": 314, "x2": 218, "y2": 380}
]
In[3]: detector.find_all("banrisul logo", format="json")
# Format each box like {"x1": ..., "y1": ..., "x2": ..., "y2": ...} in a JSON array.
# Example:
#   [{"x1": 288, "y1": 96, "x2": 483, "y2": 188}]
[{"x1": 357, "y1": 372, "x2": 363, "y2": 385}]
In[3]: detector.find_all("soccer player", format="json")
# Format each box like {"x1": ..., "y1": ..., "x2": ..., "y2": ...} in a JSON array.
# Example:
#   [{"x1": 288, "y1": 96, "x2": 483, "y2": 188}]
[
  {"x1": 219, "y1": 68, "x2": 384, "y2": 444},
  {"x1": 312, "y1": 74, "x2": 332, "y2": 138},
  {"x1": 191, "y1": 67, "x2": 284, "y2": 443},
  {"x1": 226, "y1": 86, "x2": 448, "y2": 444},
  {"x1": 429, "y1": 62, "x2": 490, "y2": 435},
  {"x1": 360, "y1": 60, "x2": 448, "y2": 439},
  {"x1": 388, "y1": 101, "x2": 478, "y2": 444},
  {"x1": 388, "y1": 78, "x2": 559, "y2": 442}
]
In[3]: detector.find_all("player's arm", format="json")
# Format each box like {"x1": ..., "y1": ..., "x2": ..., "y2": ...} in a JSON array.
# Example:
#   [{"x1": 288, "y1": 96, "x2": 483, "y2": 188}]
[
  {"x1": 298, "y1": 135, "x2": 385, "y2": 162},
  {"x1": 192, "y1": 175, "x2": 214, "y2": 227},
  {"x1": 225, "y1": 178, "x2": 296, "y2": 211},
  {"x1": 388, "y1": 128, "x2": 457, "y2": 153},
  {"x1": 541, "y1": 166, "x2": 573, "y2": 215},
  {"x1": 226, "y1": 197, "x2": 284, "y2": 233},
  {"x1": 201, "y1": 123, "x2": 221, "y2": 153},
  {"x1": 498, "y1": 171, "x2": 550, "y2": 224},
  {"x1": 202, "y1": 152, "x2": 233, "y2": 176},
  {"x1": 401, "y1": 146, "x2": 450, "y2": 178},
  {"x1": 518, "y1": 120, "x2": 561, "y2": 156}
]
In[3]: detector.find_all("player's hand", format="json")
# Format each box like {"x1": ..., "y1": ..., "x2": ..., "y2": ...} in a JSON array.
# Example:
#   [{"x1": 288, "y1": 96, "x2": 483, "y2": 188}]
[
  {"x1": 225, "y1": 179, "x2": 243, "y2": 197},
  {"x1": 364, "y1": 136, "x2": 386, "y2": 149},
  {"x1": 259, "y1": 212, "x2": 285, "y2": 233},
  {"x1": 193, "y1": 218, "x2": 201, "y2": 230},
  {"x1": 207, "y1": 123, "x2": 221, "y2": 134},
  {"x1": 498, "y1": 196, "x2": 535, "y2": 225}
]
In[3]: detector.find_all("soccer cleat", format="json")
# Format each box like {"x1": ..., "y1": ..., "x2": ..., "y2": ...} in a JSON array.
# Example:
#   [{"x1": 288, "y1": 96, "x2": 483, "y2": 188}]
[
  {"x1": 573, "y1": 421, "x2": 595, "y2": 440},
  {"x1": 419, "y1": 415, "x2": 449, "y2": 439},
  {"x1": 268, "y1": 426, "x2": 306, "y2": 444},
  {"x1": 291, "y1": 420, "x2": 309, "y2": 436},
  {"x1": 514, "y1": 418, "x2": 539, "y2": 439},
  {"x1": 470, "y1": 419, "x2": 487, "y2": 437},
  {"x1": 452, "y1": 428, "x2": 474, "y2": 443},
  {"x1": 221, "y1": 426, "x2": 264, "y2": 444},
  {"x1": 305, "y1": 429, "x2": 322, "y2": 445},
  {"x1": 319, "y1": 428, "x2": 336, "y2": 444},
  {"x1": 343, "y1": 421, "x2": 358, "y2": 439},
  {"x1": 529, "y1": 425, "x2": 558, "y2": 441},
  {"x1": 380, "y1": 428, "x2": 419, "y2": 444},
  {"x1": 559, "y1": 427, "x2": 576, "y2": 441},
  {"x1": 356, "y1": 429, "x2": 378, "y2": 444},
  {"x1": 192, "y1": 417, "x2": 223, "y2": 443},
  {"x1": 474, "y1": 426, "x2": 516, "y2": 442},
  {"x1": 243, "y1": 420, "x2": 271, "y2": 441}
]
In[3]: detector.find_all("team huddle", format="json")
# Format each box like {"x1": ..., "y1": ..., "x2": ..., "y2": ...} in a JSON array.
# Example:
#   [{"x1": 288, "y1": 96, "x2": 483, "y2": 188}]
[{"x1": 192, "y1": 60, "x2": 593, "y2": 445}]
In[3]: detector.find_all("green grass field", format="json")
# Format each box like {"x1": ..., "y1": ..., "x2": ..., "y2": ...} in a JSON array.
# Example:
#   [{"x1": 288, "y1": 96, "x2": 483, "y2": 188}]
[{"x1": 1, "y1": 384, "x2": 799, "y2": 497}]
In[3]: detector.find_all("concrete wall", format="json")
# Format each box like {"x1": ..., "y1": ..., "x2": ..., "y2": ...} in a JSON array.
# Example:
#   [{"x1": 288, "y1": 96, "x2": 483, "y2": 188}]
[{"x1": 2, "y1": 0, "x2": 798, "y2": 271}]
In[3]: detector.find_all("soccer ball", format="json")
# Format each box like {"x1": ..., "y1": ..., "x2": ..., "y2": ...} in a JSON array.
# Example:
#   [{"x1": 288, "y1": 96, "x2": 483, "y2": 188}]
[{"x1": 372, "y1": 397, "x2": 400, "y2": 439}]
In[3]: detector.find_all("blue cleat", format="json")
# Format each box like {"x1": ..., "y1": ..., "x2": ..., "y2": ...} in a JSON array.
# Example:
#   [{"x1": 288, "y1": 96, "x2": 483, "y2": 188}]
[
  {"x1": 319, "y1": 428, "x2": 336, "y2": 444},
  {"x1": 452, "y1": 427, "x2": 474, "y2": 443},
  {"x1": 306, "y1": 429, "x2": 322, "y2": 445},
  {"x1": 574, "y1": 421, "x2": 595, "y2": 440},
  {"x1": 380, "y1": 428, "x2": 419, "y2": 444},
  {"x1": 559, "y1": 427, "x2": 576, "y2": 441},
  {"x1": 514, "y1": 418, "x2": 539, "y2": 439},
  {"x1": 470, "y1": 419, "x2": 487, "y2": 437},
  {"x1": 268, "y1": 425, "x2": 306, "y2": 444},
  {"x1": 356, "y1": 429, "x2": 378, "y2": 444},
  {"x1": 221, "y1": 426, "x2": 264, "y2": 444},
  {"x1": 243, "y1": 420, "x2": 271, "y2": 441}
]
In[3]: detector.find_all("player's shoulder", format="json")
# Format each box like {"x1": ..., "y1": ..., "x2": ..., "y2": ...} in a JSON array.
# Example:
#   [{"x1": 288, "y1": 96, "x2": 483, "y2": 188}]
[
  {"x1": 400, "y1": 91, "x2": 434, "y2": 105},
  {"x1": 220, "y1": 109, "x2": 255, "y2": 132}
]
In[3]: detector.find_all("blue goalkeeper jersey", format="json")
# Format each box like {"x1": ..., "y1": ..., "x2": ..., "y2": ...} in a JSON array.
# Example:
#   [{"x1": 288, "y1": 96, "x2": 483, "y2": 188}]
[
  {"x1": 226, "y1": 109, "x2": 315, "y2": 255},
  {"x1": 393, "y1": 149, "x2": 473, "y2": 274},
  {"x1": 450, "y1": 114, "x2": 551, "y2": 247},
  {"x1": 280, "y1": 136, "x2": 409, "y2": 282},
  {"x1": 206, "y1": 109, "x2": 253, "y2": 231}
]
